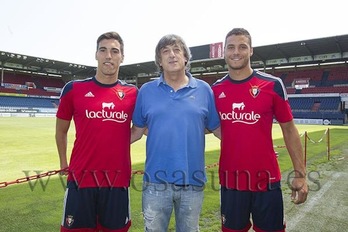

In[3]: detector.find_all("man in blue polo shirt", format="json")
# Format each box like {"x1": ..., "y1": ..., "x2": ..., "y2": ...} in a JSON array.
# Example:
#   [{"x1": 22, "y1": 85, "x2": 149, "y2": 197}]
[{"x1": 131, "y1": 34, "x2": 221, "y2": 232}]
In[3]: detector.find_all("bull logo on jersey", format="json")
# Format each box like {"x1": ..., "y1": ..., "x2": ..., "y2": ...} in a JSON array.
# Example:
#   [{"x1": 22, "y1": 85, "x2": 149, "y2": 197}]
[
  {"x1": 102, "y1": 102, "x2": 115, "y2": 110},
  {"x1": 232, "y1": 102, "x2": 245, "y2": 111},
  {"x1": 250, "y1": 86, "x2": 260, "y2": 98}
]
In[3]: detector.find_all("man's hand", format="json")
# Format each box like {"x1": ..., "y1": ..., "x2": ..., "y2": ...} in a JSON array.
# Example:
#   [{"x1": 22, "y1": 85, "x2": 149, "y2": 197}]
[
  {"x1": 290, "y1": 177, "x2": 308, "y2": 204},
  {"x1": 59, "y1": 165, "x2": 69, "y2": 176}
]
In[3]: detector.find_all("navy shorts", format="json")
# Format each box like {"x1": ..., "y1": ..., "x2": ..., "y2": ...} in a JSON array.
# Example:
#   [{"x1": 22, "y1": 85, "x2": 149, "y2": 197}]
[
  {"x1": 221, "y1": 182, "x2": 285, "y2": 232},
  {"x1": 61, "y1": 182, "x2": 131, "y2": 232}
]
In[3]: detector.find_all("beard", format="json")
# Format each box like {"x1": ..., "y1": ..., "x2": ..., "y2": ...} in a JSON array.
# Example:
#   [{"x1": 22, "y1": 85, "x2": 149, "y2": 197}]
[{"x1": 226, "y1": 58, "x2": 249, "y2": 71}]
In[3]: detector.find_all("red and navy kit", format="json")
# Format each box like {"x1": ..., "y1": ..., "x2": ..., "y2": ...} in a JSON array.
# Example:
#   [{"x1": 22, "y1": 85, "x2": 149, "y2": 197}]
[
  {"x1": 57, "y1": 77, "x2": 137, "y2": 188},
  {"x1": 212, "y1": 70, "x2": 292, "y2": 191}
]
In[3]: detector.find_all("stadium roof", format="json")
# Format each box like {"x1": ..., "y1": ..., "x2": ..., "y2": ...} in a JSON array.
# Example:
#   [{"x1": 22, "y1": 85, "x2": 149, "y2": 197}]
[
  {"x1": 0, "y1": 51, "x2": 96, "y2": 78},
  {"x1": 1, "y1": 34, "x2": 348, "y2": 81},
  {"x1": 120, "y1": 34, "x2": 348, "y2": 79}
]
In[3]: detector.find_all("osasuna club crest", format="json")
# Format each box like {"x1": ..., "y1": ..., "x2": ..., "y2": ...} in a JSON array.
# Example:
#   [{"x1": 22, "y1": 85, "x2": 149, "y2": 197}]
[
  {"x1": 116, "y1": 90, "x2": 125, "y2": 100},
  {"x1": 250, "y1": 86, "x2": 260, "y2": 98},
  {"x1": 66, "y1": 215, "x2": 74, "y2": 227}
]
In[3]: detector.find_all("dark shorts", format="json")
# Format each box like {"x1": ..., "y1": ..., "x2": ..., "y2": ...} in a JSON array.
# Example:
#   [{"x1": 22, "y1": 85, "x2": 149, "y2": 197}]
[
  {"x1": 61, "y1": 182, "x2": 131, "y2": 232},
  {"x1": 221, "y1": 182, "x2": 285, "y2": 232}
]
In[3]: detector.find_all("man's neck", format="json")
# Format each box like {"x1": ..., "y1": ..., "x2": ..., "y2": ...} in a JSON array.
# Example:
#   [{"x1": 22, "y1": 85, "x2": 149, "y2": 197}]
[
  {"x1": 228, "y1": 67, "x2": 253, "y2": 81},
  {"x1": 95, "y1": 74, "x2": 118, "y2": 85},
  {"x1": 163, "y1": 71, "x2": 189, "y2": 91}
]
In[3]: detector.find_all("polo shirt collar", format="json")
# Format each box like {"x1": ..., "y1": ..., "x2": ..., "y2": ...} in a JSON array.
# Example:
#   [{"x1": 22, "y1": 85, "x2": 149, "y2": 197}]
[{"x1": 157, "y1": 71, "x2": 197, "y2": 88}]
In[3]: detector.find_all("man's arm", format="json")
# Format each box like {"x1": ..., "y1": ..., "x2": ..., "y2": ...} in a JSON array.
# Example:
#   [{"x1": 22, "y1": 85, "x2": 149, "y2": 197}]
[
  {"x1": 131, "y1": 125, "x2": 147, "y2": 143},
  {"x1": 205, "y1": 126, "x2": 221, "y2": 140},
  {"x1": 55, "y1": 118, "x2": 71, "y2": 172},
  {"x1": 212, "y1": 126, "x2": 221, "y2": 140},
  {"x1": 279, "y1": 120, "x2": 308, "y2": 204}
]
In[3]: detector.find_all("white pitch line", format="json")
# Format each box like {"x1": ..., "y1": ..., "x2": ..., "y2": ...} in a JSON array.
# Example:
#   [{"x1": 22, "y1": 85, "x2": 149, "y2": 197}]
[{"x1": 286, "y1": 172, "x2": 343, "y2": 231}]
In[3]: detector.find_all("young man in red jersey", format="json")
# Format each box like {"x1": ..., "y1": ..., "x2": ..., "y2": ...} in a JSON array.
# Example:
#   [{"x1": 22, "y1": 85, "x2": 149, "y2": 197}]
[
  {"x1": 56, "y1": 32, "x2": 137, "y2": 232},
  {"x1": 212, "y1": 28, "x2": 308, "y2": 232}
]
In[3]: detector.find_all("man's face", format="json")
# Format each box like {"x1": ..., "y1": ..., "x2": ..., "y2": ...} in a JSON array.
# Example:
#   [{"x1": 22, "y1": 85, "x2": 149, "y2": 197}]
[
  {"x1": 95, "y1": 39, "x2": 124, "y2": 76},
  {"x1": 224, "y1": 35, "x2": 253, "y2": 71},
  {"x1": 159, "y1": 44, "x2": 187, "y2": 73}
]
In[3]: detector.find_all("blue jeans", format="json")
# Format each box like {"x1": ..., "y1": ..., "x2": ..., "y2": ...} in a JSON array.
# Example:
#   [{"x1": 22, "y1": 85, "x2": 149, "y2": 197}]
[{"x1": 142, "y1": 182, "x2": 204, "y2": 232}]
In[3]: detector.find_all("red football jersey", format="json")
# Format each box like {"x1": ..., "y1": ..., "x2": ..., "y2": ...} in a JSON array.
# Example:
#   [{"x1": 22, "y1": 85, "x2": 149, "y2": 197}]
[
  {"x1": 212, "y1": 70, "x2": 293, "y2": 191},
  {"x1": 57, "y1": 77, "x2": 137, "y2": 188}
]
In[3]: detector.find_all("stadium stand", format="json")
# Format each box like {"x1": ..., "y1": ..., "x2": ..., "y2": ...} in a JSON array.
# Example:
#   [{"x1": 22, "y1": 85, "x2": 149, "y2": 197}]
[
  {"x1": 288, "y1": 96, "x2": 344, "y2": 124},
  {"x1": 0, "y1": 69, "x2": 63, "y2": 116},
  {"x1": 1, "y1": 34, "x2": 347, "y2": 123},
  {"x1": 0, "y1": 96, "x2": 58, "y2": 108}
]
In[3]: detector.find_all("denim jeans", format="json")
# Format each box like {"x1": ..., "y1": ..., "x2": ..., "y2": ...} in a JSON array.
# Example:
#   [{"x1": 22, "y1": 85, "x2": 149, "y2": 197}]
[{"x1": 142, "y1": 182, "x2": 204, "y2": 232}]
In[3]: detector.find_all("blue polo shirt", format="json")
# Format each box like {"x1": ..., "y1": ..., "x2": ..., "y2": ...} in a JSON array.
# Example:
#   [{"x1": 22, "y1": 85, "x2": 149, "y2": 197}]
[{"x1": 132, "y1": 72, "x2": 220, "y2": 186}]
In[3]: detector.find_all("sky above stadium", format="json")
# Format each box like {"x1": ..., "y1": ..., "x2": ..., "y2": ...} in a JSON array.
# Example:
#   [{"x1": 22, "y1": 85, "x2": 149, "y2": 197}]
[{"x1": 1, "y1": 0, "x2": 346, "y2": 66}]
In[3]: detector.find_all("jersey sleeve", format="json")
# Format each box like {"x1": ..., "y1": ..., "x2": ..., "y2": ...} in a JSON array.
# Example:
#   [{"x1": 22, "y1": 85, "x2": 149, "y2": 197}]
[
  {"x1": 56, "y1": 81, "x2": 74, "y2": 121},
  {"x1": 273, "y1": 79, "x2": 293, "y2": 123}
]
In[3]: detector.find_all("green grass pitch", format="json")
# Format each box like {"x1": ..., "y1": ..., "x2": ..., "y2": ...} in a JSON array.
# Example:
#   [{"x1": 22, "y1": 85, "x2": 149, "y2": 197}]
[{"x1": 0, "y1": 117, "x2": 347, "y2": 231}]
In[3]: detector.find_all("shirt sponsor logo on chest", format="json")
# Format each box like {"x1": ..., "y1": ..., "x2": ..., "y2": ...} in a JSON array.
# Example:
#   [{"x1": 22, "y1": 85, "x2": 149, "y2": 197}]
[
  {"x1": 219, "y1": 101, "x2": 260, "y2": 124},
  {"x1": 85, "y1": 101, "x2": 128, "y2": 123}
]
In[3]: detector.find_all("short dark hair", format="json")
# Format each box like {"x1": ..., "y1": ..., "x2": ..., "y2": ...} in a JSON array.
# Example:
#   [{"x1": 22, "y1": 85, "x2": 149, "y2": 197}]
[
  {"x1": 225, "y1": 28, "x2": 252, "y2": 47},
  {"x1": 155, "y1": 34, "x2": 192, "y2": 72},
  {"x1": 96, "y1": 31, "x2": 124, "y2": 56}
]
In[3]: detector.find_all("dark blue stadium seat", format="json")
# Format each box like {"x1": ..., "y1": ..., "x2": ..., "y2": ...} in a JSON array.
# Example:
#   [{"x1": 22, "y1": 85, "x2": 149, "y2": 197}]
[{"x1": 0, "y1": 96, "x2": 57, "y2": 108}]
